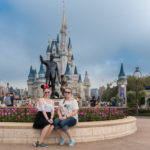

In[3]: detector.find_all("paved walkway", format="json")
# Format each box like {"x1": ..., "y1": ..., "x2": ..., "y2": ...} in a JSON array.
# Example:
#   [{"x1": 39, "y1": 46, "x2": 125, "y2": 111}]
[{"x1": 1, "y1": 117, "x2": 150, "y2": 150}]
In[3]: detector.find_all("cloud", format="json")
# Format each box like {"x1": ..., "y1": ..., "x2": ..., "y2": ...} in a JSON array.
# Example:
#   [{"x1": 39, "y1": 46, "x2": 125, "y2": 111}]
[{"x1": 1, "y1": 0, "x2": 150, "y2": 88}]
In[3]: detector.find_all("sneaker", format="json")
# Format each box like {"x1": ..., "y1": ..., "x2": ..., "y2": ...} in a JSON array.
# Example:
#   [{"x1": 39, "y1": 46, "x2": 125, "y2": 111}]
[
  {"x1": 34, "y1": 141, "x2": 48, "y2": 148},
  {"x1": 34, "y1": 141, "x2": 39, "y2": 147},
  {"x1": 59, "y1": 138, "x2": 66, "y2": 146},
  {"x1": 38, "y1": 143, "x2": 48, "y2": 148},
  {"x1": 69, "y1": 139, "x2": 75, "y2": 147}
]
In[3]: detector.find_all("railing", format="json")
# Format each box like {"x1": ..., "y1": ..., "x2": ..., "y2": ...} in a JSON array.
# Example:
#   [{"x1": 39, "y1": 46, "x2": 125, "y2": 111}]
[{"x1": 0, "y1": 107, "x2": 128, "y2": 122}]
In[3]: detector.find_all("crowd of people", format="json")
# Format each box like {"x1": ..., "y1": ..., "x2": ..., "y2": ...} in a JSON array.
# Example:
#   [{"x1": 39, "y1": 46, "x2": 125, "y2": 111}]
[{"x1": 0, "y1": 92, "x2": 15, "y2": 107}]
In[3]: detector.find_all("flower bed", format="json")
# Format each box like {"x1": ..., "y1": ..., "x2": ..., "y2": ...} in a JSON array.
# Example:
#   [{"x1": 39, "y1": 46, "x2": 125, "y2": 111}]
[{"x1": 0, "y1": 107, "x2": 127, "y2": 122}]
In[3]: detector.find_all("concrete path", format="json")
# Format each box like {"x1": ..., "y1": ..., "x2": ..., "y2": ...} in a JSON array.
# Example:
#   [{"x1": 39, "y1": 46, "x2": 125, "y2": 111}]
[{"x1": 1, "y1": 117, "x2": 150, "y2": 150}]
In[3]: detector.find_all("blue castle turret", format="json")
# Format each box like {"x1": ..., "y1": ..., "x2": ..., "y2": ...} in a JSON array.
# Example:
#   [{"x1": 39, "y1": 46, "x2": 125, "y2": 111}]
[
  {"x1": 65, "y1": 62, "x2": 71, "y2": 75},
  {"x1": 68, "y1": 37, "x2": 72, "y2": 49},
  {"x1": 28, "y1": 66, "x2": 34, "y2": 77},
  {"x1": 74, "y1": 66, "x2": 78, "y2": 75},
  {"x1": 57, "y1": 34, "x2": 59, "y2": 43},
  {"x1": 119, "y1": 63, "x2": 125, "y2": 77},
  {"x1": 28, "y1": 66, "x2": 34, "y2": 81},
  {"x1": 38, "y1": 63, "x2": 45, "y2": 79},
  {"x1": 118, "y1": 63, "x2": 126, "y2": 81},
  {"x1": 78, "y1": 74, "x2": 82, "y2": 83},
  {"x1": 117, "y1": 63, "x2": 127, "y2": 106},
  {"x1": 47, "y1": 40, "x2": 51, "y2": 53},
  {"x1": 71, "y1": 54, "x2": 74, "y2": 60}
]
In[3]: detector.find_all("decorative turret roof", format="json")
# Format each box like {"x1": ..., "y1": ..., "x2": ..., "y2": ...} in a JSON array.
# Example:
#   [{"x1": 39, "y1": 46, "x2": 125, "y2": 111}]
[
  {"x1": 57, "y1": 34, "x2": 59, "y2": 43},
  {"x1": 119, "y1": 63, "x2": 125, "y2": 77},
  {"x1": 71, "y1": 54, "x2": 74, "y2": 60},
  {"x1": 68, "y1": 37, "x2": 72, "y2": 49},
  {"x1": 84, "y1": 71, "x2": 90, "y2": 84},
  {"x1": 74, "y1": 66, "x2": 78, "y2": 74},
  {"x1": 65, "y1": 63, "x2": 71, "y2": 75},
  {"x1": 50, "y1": 40, "x2": 59, "y2": 54},
  {"x1": 33, "y1": 69, "x2": 37, "y2": 76},
  {"x1": 78, "y1": 74, "x2": 82, "y2": 83},
  {"x1": 62, "y1": 10, "x2": 67, "y2": 28},
  {"x1": 47, "y1": 40, "x2": 51, "y2": 52},
  {"x1": 38, "y1": 63, "x2": 45, "y2": 74},
  {"x1": 28, "y1": 66, "x2": 34, "y2": 77}
]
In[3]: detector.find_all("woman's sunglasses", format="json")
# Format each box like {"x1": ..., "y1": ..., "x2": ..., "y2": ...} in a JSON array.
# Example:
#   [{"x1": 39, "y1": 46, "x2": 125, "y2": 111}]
[
  {"x1": 64, "y1": 91, "x2": 71, "y2": 94},
  {"x1": 44, "y1": 91, "x2": 50, "y2": 94}
]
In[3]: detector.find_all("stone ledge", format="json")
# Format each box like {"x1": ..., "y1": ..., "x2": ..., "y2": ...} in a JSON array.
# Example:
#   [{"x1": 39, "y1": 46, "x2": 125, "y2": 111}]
[
  {"x1": 0, "y1": 116, "x2": 137, "y2": 144},
  {"x1": 0, "y1": 116, "x2": 136, "y2": 129}
]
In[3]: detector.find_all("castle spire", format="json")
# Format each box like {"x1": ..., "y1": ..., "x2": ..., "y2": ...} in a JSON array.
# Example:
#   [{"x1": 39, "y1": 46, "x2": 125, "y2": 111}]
[
  {"x1": 74, "y1": 66, "x2": 78, "y2": 74},
  {"x1": 78, "y1": 74, "x2": 82, "y2": 83},
  {"x1": 62, "y1": 9, "x2": 67, "y2": 28},
  {"x1": 71, "y1": 54, "x2": 74, "y2": 60},
  {"x1": 68, "y1": 37, "x2": 72, "y2": 48},
  {"x1": 38, "y1": 63, "x2": 45, "y2": 74},
  {"x1": 65, "y1": 62, "x2": 71, "y2": 75},
  {"x1": 62, "y1": 0, "x2": 67, "y2": 28},
  {"x1": 57, "y1": 34, "x2": 59, "y2": 43},
  {"x1": 28, "y1": 65, "x2": 34, "y2": 77},
  {"x1": 119, "y1": 63, "x2": 125, "y2": 76},
  {"x1": 47, "y1": 40, "x2": 51, "y2": 52}
]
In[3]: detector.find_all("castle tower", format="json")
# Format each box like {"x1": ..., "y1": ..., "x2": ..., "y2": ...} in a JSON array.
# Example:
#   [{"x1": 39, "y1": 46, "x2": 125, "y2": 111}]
[
  {"x1": 46, "y1": 40, "x2": 51, "y2": 60},
  {"x1": 60, "y1": 9, "x2": 68, "y2": 75},
  {"x1": 65, "y1": 62, "x2": 72, "y2": 81},
  {"x1": 27, "y1": 66, "x2": 34, "y2": 96},
  {"x1": 83, "y1": 71, "x2": 91, "y2": 99},
  {"x1": 37, "y1": 63, "x2": 46, "y2": 97},
  {"x1": 117, "y1": 63, "x2": 127, "y2": 106},
  {"x1": 57, "y1": 34, "x2": 60, "y2": 54},
  {"x1": 73, "y1": 66, "x2": 79, "y2": 82},
  {"x1": 27, "y1": 2, "x2": 91, "y2": 101},
  {"x1": 70, "y1": 54, "x2": 74, "y2": 74},
  {"x1": 68, "y1": 37, "x2": 72, "y2": 59},
  {"x1": 83, "y1": 71, "x2": 91, "y2": 100},
  {"x1": 78, "y1": 74, "x2": 84, "y2": 98}
]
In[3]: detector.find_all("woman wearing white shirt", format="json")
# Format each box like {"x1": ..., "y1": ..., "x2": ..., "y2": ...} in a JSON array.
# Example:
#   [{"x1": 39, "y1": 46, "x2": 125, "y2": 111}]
[
  {"x1": 33, "y1": 84, "x2": 54, "y2": 148},
  {"x1": 54, "y1": 87, "x2": 79, "y2": 147}
]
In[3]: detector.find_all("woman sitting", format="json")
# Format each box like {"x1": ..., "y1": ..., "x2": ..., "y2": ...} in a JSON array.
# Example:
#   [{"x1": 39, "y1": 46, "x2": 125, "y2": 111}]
[
  {"x1": 54, "y1": 87, "x2": 79, "y2": 147},
  {"x1": 33, "y1": 84, "x2": 54, "y2": 148}
]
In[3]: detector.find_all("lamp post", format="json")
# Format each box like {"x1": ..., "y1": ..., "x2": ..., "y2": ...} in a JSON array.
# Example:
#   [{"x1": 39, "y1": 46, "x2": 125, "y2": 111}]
[{"x1": 133, "y1": 67, "x2": 142, "y2": 115}]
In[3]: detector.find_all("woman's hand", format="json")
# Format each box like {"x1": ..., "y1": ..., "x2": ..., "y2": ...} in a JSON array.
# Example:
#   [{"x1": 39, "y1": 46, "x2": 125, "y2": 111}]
[
  {"x1": 59, "y1": 116, "x2": 64, "y2": 120},
  {"x1": 49, "y1": 119, "x2": 53, "y2": 124}
]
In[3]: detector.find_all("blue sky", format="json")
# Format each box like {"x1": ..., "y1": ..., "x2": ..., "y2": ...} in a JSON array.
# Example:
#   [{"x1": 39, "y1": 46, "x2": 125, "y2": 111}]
[{"x1": 0, "y1": 0, "x2": 150, "y2": 88}]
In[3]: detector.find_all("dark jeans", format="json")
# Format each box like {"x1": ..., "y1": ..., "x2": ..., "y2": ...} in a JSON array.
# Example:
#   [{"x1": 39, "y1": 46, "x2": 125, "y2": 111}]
[{"x1": 54, "y1": 117, "x2": 77, "y2": 131}]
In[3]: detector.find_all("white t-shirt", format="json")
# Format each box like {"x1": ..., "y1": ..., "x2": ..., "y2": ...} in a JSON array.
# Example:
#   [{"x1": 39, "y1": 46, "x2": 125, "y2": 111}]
[
  {"x1": 59, "y1": 99, "x2": 79, "y2": 121},
  {"x1": 37, "y1": 99, "x2": 54, "y2": 112}
]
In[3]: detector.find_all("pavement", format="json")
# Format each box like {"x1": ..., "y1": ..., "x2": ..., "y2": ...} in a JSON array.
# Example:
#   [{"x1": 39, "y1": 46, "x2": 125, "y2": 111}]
[{"x1": 0, "y1": 116, "x2": 150, "y2": 150}]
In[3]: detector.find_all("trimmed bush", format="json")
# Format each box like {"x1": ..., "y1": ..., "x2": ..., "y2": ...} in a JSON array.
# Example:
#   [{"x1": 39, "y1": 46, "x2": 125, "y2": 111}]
[{"x1": 0, "y1": 107, "x2": 127, "y2": 122}]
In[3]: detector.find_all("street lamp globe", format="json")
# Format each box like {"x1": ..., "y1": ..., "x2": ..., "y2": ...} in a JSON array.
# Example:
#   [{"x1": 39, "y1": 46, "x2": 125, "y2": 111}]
[
  {"x1": 133, "y1": 66, "x2": 142, "y2": 115},
  {"x1": 134, "y1": 67, "x2": 142, "y2": 79}
]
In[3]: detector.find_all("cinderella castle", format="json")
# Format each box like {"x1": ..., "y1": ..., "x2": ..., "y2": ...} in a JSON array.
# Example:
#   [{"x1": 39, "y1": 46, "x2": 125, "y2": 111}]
[{"x1": 27, "y1": 9, "x2": 91, "y2": 103}]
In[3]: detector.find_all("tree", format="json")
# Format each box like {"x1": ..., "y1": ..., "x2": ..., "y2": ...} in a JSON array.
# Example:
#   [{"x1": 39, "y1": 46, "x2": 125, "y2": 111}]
[
  {"x1": 101, "y1": 86, "x2": 118, "y2": 102},
  {"x1": 138, "y1": 90, "x2": 147, "y2": 106},
  {"x1": 127, "y1": 91, "x2": 136, "y2": 107},
  {"x1": 127, "y1": 75, "x2": 144, "y2": 91},
  {"x1": 127, "y1": 90, "x2": 147, "y2": 107}
]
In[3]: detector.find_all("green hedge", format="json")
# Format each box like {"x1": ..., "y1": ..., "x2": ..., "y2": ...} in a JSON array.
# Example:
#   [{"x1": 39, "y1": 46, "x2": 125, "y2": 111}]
[{"x1": 0, "y1": 107, "x2": 127, "y2": 122}]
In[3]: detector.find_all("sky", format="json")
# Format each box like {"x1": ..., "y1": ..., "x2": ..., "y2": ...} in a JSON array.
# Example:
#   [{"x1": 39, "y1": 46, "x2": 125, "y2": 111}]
[{"x1": 0, "y1": 0, "x2": 150, "y2": 89}]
